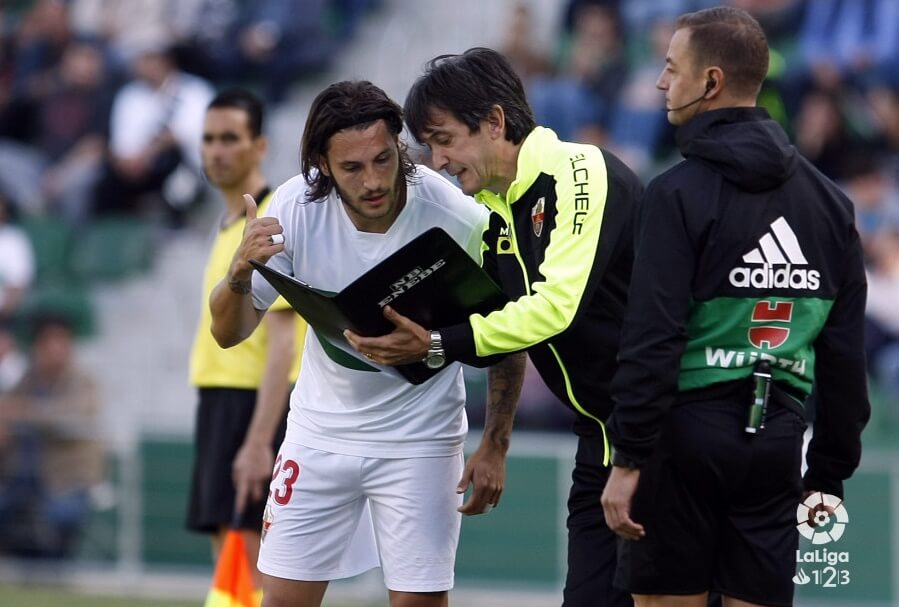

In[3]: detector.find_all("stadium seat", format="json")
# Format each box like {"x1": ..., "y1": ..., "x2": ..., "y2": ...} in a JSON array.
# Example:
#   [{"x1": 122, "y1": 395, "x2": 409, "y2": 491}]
[
  {"x1": 19, "y1": 215, "x2": 75, "y2": 284},
  {"x1": 71, "y1": 217, "x2": 156, "y2": 283}
]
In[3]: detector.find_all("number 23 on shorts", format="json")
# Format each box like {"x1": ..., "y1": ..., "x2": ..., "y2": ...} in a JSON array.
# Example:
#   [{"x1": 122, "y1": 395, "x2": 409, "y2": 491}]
[{"x1": 270, "y1": 454, "x2": 301, "y2": 505}]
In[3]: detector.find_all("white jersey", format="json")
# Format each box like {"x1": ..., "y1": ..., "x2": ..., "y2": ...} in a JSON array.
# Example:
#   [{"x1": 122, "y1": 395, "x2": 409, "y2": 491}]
[{"x1": 252, "y1": 166, "x2": 490, "y2": 458}]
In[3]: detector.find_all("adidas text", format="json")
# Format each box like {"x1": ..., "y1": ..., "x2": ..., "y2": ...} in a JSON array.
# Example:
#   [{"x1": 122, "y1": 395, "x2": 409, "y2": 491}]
[{"x1": 728, "y1": 264, "x2": 820, "y2": 291}]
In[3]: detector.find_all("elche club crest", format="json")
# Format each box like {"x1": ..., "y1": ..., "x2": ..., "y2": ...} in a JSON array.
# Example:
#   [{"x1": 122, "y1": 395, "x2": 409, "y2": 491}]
[
  {"x1": 261, "y1": 504, "x2": 273, "y2": 544},
  {"x1": 531, "y1": 197, "x2": 545, "y2": 237}
]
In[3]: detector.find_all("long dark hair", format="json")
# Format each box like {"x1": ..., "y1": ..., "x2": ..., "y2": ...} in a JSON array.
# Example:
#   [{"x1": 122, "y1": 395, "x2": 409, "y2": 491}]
[
  {"x1": 404, "y1": 47, "x2": 536, "y2": 145},
  {"x1": 300, "y1": 80, "x2": 416, "y2": 202}
]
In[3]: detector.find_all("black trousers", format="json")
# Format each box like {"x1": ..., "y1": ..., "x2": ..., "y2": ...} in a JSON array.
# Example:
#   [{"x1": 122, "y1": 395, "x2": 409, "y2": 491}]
[{"x1": 563, "y1": 433, "x2": 632, "y2": 607}]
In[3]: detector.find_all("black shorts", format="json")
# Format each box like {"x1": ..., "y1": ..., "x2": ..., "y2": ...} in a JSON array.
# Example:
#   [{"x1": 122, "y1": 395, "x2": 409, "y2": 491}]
[
  {"x1": 615, "y1": 398, "x2": 806, "y2": 606},
  {"x1": 186, "y1": 388, "x2": 287, "y2": 534}
]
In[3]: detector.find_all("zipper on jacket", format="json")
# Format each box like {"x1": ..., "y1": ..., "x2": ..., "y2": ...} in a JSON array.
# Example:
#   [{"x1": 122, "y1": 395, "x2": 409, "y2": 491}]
[
  {"x1": 485, "y1": 197, "x2": 533, "y2": 298},
  {"x1": 486, "y1": 192, "x2": 610, "y2": 463}
]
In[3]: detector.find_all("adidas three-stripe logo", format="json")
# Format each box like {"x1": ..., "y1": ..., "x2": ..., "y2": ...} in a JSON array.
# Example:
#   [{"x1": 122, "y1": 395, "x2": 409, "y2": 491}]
[
  {"x1": 729, "y1": 217, "x2": 820, "y2": 290},
  {"x1": 741, "y1": 217, "x2": 808, "y2": 265}
]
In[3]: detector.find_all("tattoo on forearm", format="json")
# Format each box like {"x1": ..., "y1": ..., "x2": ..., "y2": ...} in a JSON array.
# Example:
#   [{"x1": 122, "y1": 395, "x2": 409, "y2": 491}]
[
  {"x1": 487, "y1": 353, "x2": 527, "y2": 417},
  {"x1": 228, "y1": 276, "x2": 252, "y2": 295},
  {"x1": 486, "y1": 425, "x2": 511, "y2": 452}
]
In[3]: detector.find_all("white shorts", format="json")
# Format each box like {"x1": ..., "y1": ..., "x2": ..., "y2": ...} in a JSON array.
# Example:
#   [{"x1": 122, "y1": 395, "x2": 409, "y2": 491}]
[{"x1": 257, "y1": 442, "x2": 463, "y2": 592}]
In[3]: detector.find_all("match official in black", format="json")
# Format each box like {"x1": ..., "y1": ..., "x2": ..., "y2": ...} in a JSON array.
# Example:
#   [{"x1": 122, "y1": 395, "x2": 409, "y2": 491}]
[{"x1": 602, "y1": 7, "x2": 870, "y2": 607}]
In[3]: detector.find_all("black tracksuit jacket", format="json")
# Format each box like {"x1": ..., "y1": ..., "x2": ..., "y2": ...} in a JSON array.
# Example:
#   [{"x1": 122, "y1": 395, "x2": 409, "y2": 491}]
[{"x1": 607, "y1": 107, "x2": 870, "y2": 497}]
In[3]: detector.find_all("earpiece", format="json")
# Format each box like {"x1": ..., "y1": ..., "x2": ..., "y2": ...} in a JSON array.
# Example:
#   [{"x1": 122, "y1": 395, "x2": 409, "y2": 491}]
[{"x1": 666, "y1": 78, "x2": 718, "y2": 112}]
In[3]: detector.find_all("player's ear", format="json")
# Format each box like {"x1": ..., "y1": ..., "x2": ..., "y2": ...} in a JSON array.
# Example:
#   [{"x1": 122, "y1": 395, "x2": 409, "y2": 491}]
[
  {"x1": 319, "y1": 158, "x2": 331, "y2": 177},
  {"x1": 486, "y1": 104, "x2": 505, "y2": 140},
  {"x1": 255, "y1": 134, "x2": 268, "y2": 155}
]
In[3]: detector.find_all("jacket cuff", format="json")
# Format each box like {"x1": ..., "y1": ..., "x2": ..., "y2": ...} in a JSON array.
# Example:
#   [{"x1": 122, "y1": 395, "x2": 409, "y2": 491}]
[
  {"x1": 607, "y1": 413, "x2": 655, "y2": 469},
  {"x1": 611, "y1": 450, "x2": 643, "y2": 470},
  {"x1": 440, "y1": 321, "x2": 478, "y2": 365},
  {"x1": 802, "y1": 472, "x2": 844, "y2": 500},
  {"x1": 441, "y1": 321, "x2": 513, "y2": 368}
]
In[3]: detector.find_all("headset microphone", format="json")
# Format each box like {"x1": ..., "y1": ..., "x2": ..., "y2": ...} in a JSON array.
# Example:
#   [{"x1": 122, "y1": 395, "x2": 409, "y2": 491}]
[{"x1": 664, "y1": 79, "x2": 716, "y2": 112}]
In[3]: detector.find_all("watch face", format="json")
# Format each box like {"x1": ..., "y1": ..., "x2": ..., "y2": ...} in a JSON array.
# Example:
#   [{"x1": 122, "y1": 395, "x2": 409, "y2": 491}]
[{"x1": 425, "y1": 353, "x2": 446, "y2": 369}]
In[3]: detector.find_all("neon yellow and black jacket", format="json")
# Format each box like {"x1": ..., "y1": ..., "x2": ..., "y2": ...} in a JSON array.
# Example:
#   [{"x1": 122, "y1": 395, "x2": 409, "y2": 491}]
[{"x1": 440, "y1": 127, "x2": 643, "y2": 438}]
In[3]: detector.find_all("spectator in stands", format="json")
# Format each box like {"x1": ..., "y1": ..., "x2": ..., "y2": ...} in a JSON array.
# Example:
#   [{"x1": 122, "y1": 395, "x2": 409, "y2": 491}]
[
  {"x1": 93, "y1": 34, "x2": 213, "y2": 221},
  {"x1": 168, "y1": 0, "x2": 240, "y2": 82},
  {"x1": 795, "y1": 0, "x2": 899, "y2": 94},
  {"x1": 0, "y1": 0, "x2": 81, "y2": 215},
  {"x1": 604, "y1": 16, "x2": 676, "y2": 176},
  {"x1": 0, "y1": 313, "x2": 105, "y2": 559},
  {"x1": 840, "y1": 150, "x2": 899, "y2": 247},
  {"x1": 847, "y1": 152, "x2": 899, "y2": 403},
  {"x1": 0, "y1": 193, "x2": 35, "y2": 318},
  {"x1": 8, "y1": 0, "x2": 72, "y2": 101},
  {"x1": 867, "y1": 86, "x2": 899, "y2": 153},
  {"x1": 731, "y1": 0, "x2": 805, "y2": 45},
  {"x1": 775, "y1": 0, "x2": 899, "y2": 130},
  {"x1": 71, "y1": 0, "x2": 364, "y2": 96},
  {"x1": 865, "y1": 228, "x2": 899, "y2": 409},
  {"x1": 203, "y1": 0, "x2": 335, "y2": 104},
  {"x1": 0, "y1": 39, "x2": 114, "y2": 224},
  {"x1": 528, "y1": 2, "x2": 629, "y2": 144},
  {"x1": 0, "y1": 7, "x2": 12, "y2": 102},
  {"x1": 186, "y1": 88, "x2": 306, "y2": 588},
  {"x1": 498, "y1": 3, "x2": 551, "y2": 82},
  {"x1": 330, "y1": 0, "x2": 382, "y2": 40},
  {"x1": 68, "y1": 0, "x2": 176, "y2": 69},
  {"x1": 36, "y1": 39, "x2": 114, "y2": 224},
  {"x1": 0, "y1": 316, "x2": 26, "y2": 394},
  {"x1": 564, "y1": 1, "x2": 722, "y2": 62},
  {"x1": 792, "y1": 87, "x2": 857, "y2": 180}
]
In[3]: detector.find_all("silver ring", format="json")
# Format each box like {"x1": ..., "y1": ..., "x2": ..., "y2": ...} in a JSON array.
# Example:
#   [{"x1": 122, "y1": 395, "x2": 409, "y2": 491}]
[
  {"x1": 364, "y1": 353, "x2": 374, "y2": 360},
  {"x1": 270, "y1": 234, "x2": 285, "y2": 245}
]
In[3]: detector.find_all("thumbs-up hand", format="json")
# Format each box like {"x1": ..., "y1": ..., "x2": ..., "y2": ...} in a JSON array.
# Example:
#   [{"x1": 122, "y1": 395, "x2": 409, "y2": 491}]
[
  {"x1": 244, "y1": 192, "x2": 258, "y2": 220},
  {"x1": 228, "y1": 193, "x2": 286, "y2": 281}
]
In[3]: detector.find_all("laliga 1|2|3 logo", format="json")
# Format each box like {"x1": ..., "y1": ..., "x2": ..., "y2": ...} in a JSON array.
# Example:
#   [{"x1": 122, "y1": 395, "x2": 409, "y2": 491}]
[{"x1": 792, "y1": 492, "x2": 851, "y2": 588}]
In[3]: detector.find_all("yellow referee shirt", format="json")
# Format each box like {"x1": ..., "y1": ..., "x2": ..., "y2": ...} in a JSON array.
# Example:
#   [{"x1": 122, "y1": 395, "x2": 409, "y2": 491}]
[{"x1": 189, "y1": 194, "x2": 306, "y2": 388}]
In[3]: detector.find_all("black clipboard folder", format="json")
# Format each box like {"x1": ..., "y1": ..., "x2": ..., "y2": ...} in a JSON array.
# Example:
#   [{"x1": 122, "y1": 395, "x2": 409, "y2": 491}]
[{"x1": 250, "y1": 227, "x2": 508, "y2": 384}]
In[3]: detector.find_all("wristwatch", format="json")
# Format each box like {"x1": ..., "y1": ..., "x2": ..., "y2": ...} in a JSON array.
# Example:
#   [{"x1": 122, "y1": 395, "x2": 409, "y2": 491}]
[
  {"x1": 612, "y1": 450, "x2": 641, "y2": 470},
  {"x1": 423, "y1": 330, "x2": 447, "y2": 369}
]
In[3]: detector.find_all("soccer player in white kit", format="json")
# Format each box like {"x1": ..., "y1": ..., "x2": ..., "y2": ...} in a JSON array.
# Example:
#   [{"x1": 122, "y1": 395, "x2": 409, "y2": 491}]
[{"x1": 208, "y1": 80, "x2": 526, "y2": 607}]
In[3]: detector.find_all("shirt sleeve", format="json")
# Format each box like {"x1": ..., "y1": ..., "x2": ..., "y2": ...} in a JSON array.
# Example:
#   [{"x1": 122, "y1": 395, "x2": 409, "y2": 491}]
[{"x1": 445, "y1": 147, "x2": 612, "y2": 361}]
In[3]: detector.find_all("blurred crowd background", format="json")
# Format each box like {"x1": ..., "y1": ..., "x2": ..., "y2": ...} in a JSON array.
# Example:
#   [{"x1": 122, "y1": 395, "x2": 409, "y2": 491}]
[{"x1": 0, "y1": 0, "x2": 897, "y2": 571}]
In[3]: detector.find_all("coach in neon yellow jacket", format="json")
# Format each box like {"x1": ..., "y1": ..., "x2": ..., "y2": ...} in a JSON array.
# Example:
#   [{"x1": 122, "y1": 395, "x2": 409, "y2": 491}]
[{"x1": 346, "y1": 48, "x2": 642, "y2": 607}]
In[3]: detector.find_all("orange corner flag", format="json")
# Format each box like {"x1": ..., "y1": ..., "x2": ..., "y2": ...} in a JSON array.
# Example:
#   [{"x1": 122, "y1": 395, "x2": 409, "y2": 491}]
[{"x1": 204, "y1": 530, "x2": 262, "y2": 607}]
